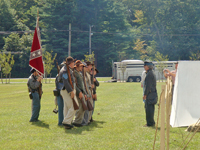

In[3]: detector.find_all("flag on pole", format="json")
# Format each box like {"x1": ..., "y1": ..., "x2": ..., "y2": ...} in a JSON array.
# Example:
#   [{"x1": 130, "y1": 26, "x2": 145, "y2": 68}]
[{"x1": 29, "y1": 27, "x2": 44, "y2": 76}]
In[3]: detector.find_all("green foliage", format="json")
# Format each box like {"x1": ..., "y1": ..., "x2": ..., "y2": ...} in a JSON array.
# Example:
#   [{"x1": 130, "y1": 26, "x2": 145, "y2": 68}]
[
  {"x1": 1, "y1": 0, "x2": 200, "y2": 77},
  {"x1": 43, "y1": 50, "x2": 57, "y2": 79},
  {"x1": 133, "y1": 39, "x2": 147, "y2": 60},
  {"x1": 118, "y1": 51, "x2": 127, "y2": 61},
  {"x1": 154, "y1": 51, "x2": 169, "y2": 79},
  {"x1": 3, "y1": 33, "x2": 21, "y2": 52},
  {"x1": 0, "y1": 52, "x2": 15, "y2": 77},
  {"x1": 189, "y1": 51, "x2": 200, "y2": 60},
  {"x1": 83, "y1": 51, "x2": 95, "y2": 62}
]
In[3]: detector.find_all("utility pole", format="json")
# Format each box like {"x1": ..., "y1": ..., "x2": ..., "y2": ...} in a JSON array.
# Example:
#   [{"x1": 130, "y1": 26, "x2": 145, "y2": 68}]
[
  {"x1": 68, "y1": 23, "x2": 71, "y2": 56},
  {"x1": 89, "y1": 25, "x2": 93, "y2": 58}
]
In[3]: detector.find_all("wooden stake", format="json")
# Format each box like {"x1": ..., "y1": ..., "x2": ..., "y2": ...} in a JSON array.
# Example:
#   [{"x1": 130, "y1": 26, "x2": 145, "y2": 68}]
[
  {"x1": 182, "y1": 119, "x2": 200, "y2": 150},
  {"x1": 166, "y1": 77, "x2": 171, "y2": 150},
  {"x1": 160, "y1": 85, "x2": 166, "y2": 150},
  {"x1": 153, "y1": 86, "x2": 164, "y2": 150}
]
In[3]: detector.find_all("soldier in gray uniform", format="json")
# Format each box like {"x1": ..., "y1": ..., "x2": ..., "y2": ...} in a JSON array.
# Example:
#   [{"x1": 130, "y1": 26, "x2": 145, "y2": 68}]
[
  {"x1": 58, "y1": 57, "x2": 76, "y2": 129},
  {"x1": 27, "y1": 68, "x2": 42, "y2": 122},
  {"x1": 54, "y1": 62, "x2": 65, "y2": 126},
  {"x1": 72, "y1": 60, "x2": 88, "y2": 127},
  {"x1": 90, "y1": 68, "x2": 99, "y2": 122},
  {"x1": 85, "y1": 61, "x2": 94, "y2": 124},
  {"x1": 81, "y1": 62, "x2": 93, "y2": 126},
  {"x1": 143, "y1": 61, "x2": 158, "y2": 127}
]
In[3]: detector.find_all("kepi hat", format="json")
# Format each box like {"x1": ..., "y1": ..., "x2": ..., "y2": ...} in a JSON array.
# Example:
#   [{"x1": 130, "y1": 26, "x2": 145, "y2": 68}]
[
  {"x1": 74, "y1": 60, "x2": 85, "y2": 68},
  {"x1": 144, "y1": 60, "x2": 153, "y2": 66},
  {"x1": 30, "y1": 68, "x2": 36, "y2": 73},
  {"x1": 66, "y1": 56, "x2": 76, "y2": 65},
  {"x1": 85, "y1": 61, "x2": 94, "y2": 66}
]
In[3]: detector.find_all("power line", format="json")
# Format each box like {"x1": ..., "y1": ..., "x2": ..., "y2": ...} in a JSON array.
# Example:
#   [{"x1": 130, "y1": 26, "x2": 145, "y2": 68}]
[{"x1": 0, "y1": 29, "x2": 200, "y2": 37}]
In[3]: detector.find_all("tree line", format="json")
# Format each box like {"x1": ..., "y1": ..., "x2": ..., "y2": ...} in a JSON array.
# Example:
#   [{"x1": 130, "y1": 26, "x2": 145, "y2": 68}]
[{"x1": 0, "y1": 0, "x2": 200, "y2": 78}]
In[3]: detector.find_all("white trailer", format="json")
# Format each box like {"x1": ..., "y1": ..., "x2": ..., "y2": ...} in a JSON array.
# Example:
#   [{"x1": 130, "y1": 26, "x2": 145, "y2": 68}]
[{"x1": 112, "y1": 60, "x2": 177, "y2": 82}]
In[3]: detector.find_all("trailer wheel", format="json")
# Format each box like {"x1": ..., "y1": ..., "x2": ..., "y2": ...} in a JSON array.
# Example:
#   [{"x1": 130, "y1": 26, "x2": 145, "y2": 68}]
[
  {"x1": 128, "y1": 77, "x2": 134, "y2": 82},
  {"x1": 135, "y1": 77, "x2": 141, "y2": 82}
]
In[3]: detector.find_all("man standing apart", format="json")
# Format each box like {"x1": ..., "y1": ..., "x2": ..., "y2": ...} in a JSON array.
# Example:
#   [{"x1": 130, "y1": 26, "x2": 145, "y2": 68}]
[
  {"x1": 58, "y1": 57, "x2": 76, "y2": 129},
  {"x1": 27, "y1": 68, "x2": 42, "y2": 122},
  {"x1": 143, "y1": 61, "x2": 157, "y2": 127}
]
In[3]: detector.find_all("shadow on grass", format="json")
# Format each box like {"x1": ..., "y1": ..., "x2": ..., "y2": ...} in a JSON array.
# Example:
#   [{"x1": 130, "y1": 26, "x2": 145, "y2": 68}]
[
  {"x1": 31, "y1": 120, "x2": 50, "y2": 129},
  {"x1": 65, "y1": 120, "x2": 106, "y2": 134}
]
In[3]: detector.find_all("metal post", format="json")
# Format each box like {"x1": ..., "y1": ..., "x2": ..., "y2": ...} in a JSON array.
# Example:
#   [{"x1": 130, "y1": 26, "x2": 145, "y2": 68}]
[
  {"x1": 89, "y1": 25, "x2": 92, "y2": 56},
  {"x1": 89, "y1": 25, "x2": 93, "y2": 60},
  {"x1": 68, "y1": 23, "x2": 71, "y2": 56}
]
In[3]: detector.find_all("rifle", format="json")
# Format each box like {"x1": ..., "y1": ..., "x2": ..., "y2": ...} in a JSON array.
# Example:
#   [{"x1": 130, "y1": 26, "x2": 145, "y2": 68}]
[
  {"x1": 38, "y1": 81, "x2": 42, "y2": 99},
  {"x1": 82, "y1": 67, "x2": 93, "y2": 111},
  {"x1": 66, "y1": 64, "x2": 79, "y2": 110},
  {"x1": 56, "y1": 60, "x2": 60, "y2": 74},
  {"x1": 80, "y1": 97, "x2": 88, "y2": 111},
  {"x1": 73, "y1": 70, "x2": 88, "y2": 111}
]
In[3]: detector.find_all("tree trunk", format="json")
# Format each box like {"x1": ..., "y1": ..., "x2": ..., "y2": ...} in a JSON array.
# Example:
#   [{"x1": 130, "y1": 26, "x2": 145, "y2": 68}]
[
  {"x1": 9, "y1": 73, "x2": 11, "y2": 84},
  {"x1": 1, "y1": 72, "x2": 3, "y2": 84},
  {"x1": 45, "y1": 74, "x2": 47, "y2": 84},
  {"x1": 49, "y1": 73, "x2": 51, "y2": 83},
  {"x1": 6, "y1": 74, "x2": 7, "y2": 84}
]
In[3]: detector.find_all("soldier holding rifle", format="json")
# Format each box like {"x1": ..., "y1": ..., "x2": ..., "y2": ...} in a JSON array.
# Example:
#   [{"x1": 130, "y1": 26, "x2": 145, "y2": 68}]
[
  {"x1": 58, "y1": 56, "x2": 77, "y2": 129},
  {"x1": 86, "y1": 61, "x2": 94, "y2": 124},
  {"x1": 72, "y1": 60, "x2": 88, "y2": 127},
  {"x1": 27, "y1": 68, "x2": 43, "y2": 122},
  {"x1": 81, "y1": 61, "x2": 94, "y2": 126},
  {"x1": 90, "y1": 68, "x2": 99, "y2": 122}
]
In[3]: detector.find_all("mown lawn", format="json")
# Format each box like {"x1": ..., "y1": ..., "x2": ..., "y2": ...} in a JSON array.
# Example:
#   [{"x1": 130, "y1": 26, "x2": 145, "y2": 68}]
[{"x1": 0, "y1": 80, "x2": 199, "y2": 150}]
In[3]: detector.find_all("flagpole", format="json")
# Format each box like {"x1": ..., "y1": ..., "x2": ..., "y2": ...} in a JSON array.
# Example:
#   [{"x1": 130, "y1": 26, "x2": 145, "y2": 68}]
[
  {"x1": 36, "y1": 9, "x2": 41, "y2": 45},
  {"x1": 29, "y1": 8, "x2": 44, "y2": 77},
  {"x1": 68, "y1": 23, "x2": 71, "y2": 56}
]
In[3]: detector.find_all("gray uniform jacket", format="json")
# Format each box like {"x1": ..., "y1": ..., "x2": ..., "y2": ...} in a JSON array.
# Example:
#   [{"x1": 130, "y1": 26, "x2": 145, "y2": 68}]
[
  {"x1": 144, "y1": 69, "x2": 157, "y2": 104},
  {"x1": 58, "y1": 65, "x2": 75, "y2": 93},
  {"x1": 27, "y1": 74, "x2": 40, "y2": 92},
  {"x1": 74, "y1": 69, "x2": 88, "y2": 97},
  {"x1": 55, "y1": 74, "x2": 63, "y2": 91},
  {"x1": 85, "y1": 72, "x2": 92, "y2": 97}
]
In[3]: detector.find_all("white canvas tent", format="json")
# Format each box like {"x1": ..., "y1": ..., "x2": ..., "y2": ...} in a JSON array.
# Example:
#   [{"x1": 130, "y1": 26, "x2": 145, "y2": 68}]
[{"x1": 170, "y1": 61, "x2": 200, "y2": 127}]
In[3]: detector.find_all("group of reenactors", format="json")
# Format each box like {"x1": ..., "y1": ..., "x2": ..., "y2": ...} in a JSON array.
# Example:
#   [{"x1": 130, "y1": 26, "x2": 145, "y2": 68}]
[
  {"x1": 27, "y1": 56, "x2": 99, "y2": 129},
  {"x1": 27, "y1": 58, "x2": 177, "y2": 129}
]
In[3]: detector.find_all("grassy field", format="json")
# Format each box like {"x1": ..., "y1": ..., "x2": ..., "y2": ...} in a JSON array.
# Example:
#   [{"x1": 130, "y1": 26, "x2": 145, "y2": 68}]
[{"x1": 0, "y1": 79, "x2": 199, "y2": 150}]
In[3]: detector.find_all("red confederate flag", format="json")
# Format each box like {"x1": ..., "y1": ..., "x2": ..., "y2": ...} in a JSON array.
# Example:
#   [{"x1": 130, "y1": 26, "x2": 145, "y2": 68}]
[{"x1": 29, "y1": 28, "x2": 44, "y2": 76}]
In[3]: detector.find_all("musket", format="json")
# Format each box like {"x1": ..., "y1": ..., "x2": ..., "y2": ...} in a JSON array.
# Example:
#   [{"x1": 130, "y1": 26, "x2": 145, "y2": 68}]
[
  {"x1": 66, "y1": 64, "x2": 79, "y2": 110},
  {"x1": 38, "y1": 80, "x2": 43, "y2": 99},
  {"x1": 82, "y1": 67, "x2": 93, "y2": 111},
  {"x1": 56, "y1": 59, "x2": 60, "y2": 74},
  {"x1": 80, "y1": 97, "x2": 88, "y2": 111}
]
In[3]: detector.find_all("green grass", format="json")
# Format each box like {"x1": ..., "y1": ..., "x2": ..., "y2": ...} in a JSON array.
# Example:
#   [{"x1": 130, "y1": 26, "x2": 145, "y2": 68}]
[{"x1": 0, "y1": 81, "x2": 199, "y2": 150}]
